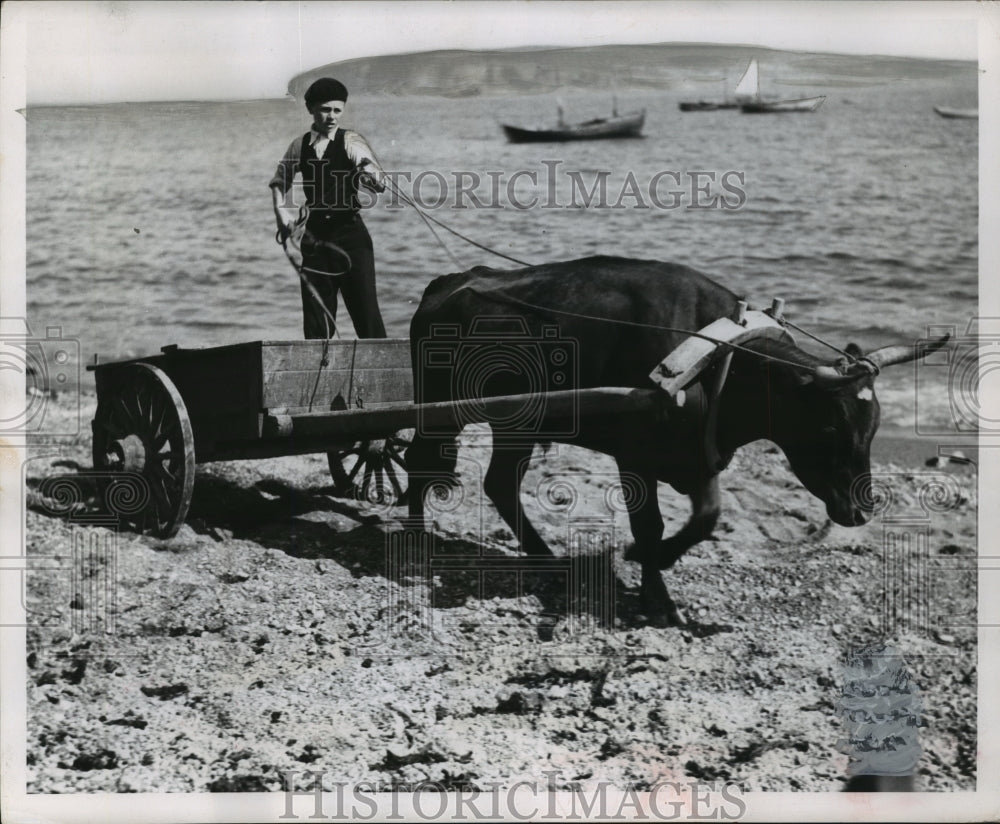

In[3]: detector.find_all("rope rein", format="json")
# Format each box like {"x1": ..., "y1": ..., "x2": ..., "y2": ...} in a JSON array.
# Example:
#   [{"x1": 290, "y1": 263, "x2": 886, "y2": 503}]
[
  {"x1": 277, "y1": 171, "x2": 868, "y2": 378},
  {"x1": 455, "y1": 286, "x2": 846, "y2": 376},
  {"x1": 375, "y1": 180, "x2": 861, "y2": 374},
  {"x1": 780, "y1": 317, "x2": 851, "y2": 360},
  {"x1": 382, "y1": 176, "x2": 534, "y2": 268}
]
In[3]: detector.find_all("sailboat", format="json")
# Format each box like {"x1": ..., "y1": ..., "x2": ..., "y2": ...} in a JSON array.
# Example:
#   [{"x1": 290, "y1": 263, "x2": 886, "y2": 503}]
[{"x1": 735, "y1": 58, "x2": 826, "y2": 114}]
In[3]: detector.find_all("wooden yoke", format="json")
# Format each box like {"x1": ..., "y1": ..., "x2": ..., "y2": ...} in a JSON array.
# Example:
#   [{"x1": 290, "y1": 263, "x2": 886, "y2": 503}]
[
  {"x1": 648, "y1": 299, "x2": 792, "y2": 472},
  {"x1": 648, "y1": 299, "x2": 791, "y2": 402}
]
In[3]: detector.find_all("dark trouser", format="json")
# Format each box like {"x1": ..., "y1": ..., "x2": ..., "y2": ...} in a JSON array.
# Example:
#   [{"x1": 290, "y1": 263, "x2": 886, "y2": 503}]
[{"x1": 299, "y1": 215, "x2": 387, "y2": 340}]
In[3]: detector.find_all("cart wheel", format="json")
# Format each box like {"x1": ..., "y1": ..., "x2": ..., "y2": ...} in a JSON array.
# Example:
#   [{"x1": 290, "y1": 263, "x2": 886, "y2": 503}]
[
  {"x1": 92, "y1": 364, "x2": 195, "y2": 538},
  {"x1": 328, "y1": 430, "x2": 411, "y2": 506}
]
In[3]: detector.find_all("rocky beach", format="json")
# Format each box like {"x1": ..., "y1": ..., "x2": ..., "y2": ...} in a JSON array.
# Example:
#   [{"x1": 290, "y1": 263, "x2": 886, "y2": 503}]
[{"x1": 22, "y1": 390, "x2": 977, "y2": 794}]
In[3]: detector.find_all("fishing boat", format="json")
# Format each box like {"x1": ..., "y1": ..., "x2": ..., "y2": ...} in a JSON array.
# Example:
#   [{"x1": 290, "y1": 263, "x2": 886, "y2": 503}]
[
  {"x1": 679, "y1": 77, "x2": 738, "y2": 112},
  {"x1": 678, "y1": 101, "x2": 738, "y2": 112},
  {"x1": 735, "y1": 58, "x2": 825, "y2": 114},
  {"x1": 933, "y1": 105, "x2": 978, "y2": 120},
  {"x1": 501, "y1": 101, "x2": 645, "y2": 143}
]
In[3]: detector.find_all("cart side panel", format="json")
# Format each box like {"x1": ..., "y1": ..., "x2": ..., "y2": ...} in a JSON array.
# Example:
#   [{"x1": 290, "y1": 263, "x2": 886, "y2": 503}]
[
  {"x1": 94, "y1": 343, "x2": 266, "y2": 459},
  {"x1": 260, "y1": 339, "x2": 413, "y2": 410},
  {"x1": 156, "y1": 343, "x2": 265, "y2": 454}
]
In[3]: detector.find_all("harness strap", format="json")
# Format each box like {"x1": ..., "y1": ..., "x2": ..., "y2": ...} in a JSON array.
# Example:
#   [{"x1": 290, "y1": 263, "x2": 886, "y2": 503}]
[
  {"x1": 700, "y1": 303, "x2": 746, "y2": 474},
  {"x1": 702, "y1": 354, "x2": 732, "y2": 474}
]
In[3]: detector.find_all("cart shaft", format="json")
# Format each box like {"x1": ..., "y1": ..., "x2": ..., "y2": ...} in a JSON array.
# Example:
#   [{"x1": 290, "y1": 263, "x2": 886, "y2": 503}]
[{"x1": 263, "y1": 386, "x2": 665, "y2": 443}]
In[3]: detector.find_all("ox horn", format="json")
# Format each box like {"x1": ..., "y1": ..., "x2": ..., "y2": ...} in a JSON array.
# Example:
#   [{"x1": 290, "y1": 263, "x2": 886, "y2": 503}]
[
  {"x1": 866, "y1": 333, "x2": 952, "y2": 371},
  {"x1": 809, "y1": 333, "x2": 951, "y2": 387},
  {"x1": 810, "y1": 365, "x2": 866, "y2": 387}
]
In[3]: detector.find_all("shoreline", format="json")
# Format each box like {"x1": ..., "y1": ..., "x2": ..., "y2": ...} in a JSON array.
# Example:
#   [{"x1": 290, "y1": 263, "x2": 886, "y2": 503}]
[{"x1": 871, "y1": 428, "x2": 977, "y2": 472}]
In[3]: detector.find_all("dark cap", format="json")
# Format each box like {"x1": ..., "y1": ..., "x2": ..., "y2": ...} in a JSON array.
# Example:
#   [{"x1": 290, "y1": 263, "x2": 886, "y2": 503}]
[{"x1": 304, "y1": 78, "x2": 349, "y2": 109}]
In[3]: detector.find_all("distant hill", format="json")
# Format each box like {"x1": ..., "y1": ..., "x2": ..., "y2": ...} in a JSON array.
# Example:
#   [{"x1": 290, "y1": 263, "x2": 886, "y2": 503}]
[{"x1": 288, "y1": 42, "x2": 975, "y2": 100}]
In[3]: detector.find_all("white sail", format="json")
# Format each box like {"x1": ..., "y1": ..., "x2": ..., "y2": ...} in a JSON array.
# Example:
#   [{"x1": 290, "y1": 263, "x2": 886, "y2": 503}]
[{"x1": 734, "y1": 58, "x2": 759, "y2": 102}]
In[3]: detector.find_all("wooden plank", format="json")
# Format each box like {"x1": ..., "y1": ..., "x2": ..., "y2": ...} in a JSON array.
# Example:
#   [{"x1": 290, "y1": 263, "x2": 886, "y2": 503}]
[
  {"x1": 168, "y1": 372, "x2": 261, "y2": 416},
  {"x1": 261, "y1": 367, "x2": 413, "y2": 409},
  {"x1": 97, "y1": 341, "x2": 265, "y2": 421},
  {"x1": 92, "y1": 350, "x2": 264, "y2": 461},
  {"x1": 159, "y1": 343, "x2": 265, "y2": 455},
  {"x1": 260, "y1": 338, "x2": 411, "y2": 373},
  {"x1": 187, "y1": 412, "x2": 264, "y2": 458}
]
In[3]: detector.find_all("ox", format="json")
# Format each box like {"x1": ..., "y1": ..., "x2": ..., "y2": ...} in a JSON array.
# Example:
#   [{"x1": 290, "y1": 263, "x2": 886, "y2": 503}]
[{"x1": 405, "y1": 256, "x2": 945, "y2": 625}]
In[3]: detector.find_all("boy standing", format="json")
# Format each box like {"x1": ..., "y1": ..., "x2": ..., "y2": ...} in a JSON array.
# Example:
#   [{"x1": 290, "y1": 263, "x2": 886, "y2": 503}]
[{"x1": 269, "y1": 78, "x2": 387, "y2": 339}]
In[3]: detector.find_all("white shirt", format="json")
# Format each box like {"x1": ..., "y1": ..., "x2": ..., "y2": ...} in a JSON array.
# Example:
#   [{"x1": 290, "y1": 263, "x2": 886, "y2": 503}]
[{"x1": 269, "y1": 127, "x2": 386, "y2": 195}]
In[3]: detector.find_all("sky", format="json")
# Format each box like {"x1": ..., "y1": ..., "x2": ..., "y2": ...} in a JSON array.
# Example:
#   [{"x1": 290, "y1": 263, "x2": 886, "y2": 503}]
[{"x1": 3, "y1": 0, "x2": 987, "y2": 105}]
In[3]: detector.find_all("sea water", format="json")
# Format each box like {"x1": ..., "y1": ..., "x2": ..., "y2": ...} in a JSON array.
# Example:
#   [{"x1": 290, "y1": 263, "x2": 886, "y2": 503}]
[{"x1": 24, "y1": 71, "x2": 977, "y2": 433}]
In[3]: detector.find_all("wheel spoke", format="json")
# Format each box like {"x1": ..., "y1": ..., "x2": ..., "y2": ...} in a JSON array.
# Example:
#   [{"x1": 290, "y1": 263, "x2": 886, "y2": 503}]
[
  {"x1": 340, "y1": 447, "x2": 362, "y2": 459},
  {"x1": 144, "y1": 456, "x2": 182, "y2": 533},
  {"x1": 130, "y1": 385, "x2": 148, "y2": 429},
  {"x1": 390, "y1": 435, "x2": 412, "y2": 451},
  {"x1": 153, "y1": 429, "x2": 171, "y2": 453},
  {"x1": 133, "y1": 383, "x2": 148, "y2": 427},
  {"x1": 115, "y1": 395, "x2": 138, "y2": 430},
  {"x1": 147, "y1": 472, "x2": 173, "y2": 521},
  {"x1": 154, "y1": 418, "x2": 180, "y2": 453},
  {"x1": 361, "y1": 462, "x2": 375, "y2": 501},
  {"x1": 151, "y1": 403, "x2": 170, "y2": 445},
  {"x1": 385, "y1": 459, "x2": 404, "y2": 499},
  {"x1": 145, "y1": 392, "x2": 163, "y2": 434},
  {"x1": 150, "y1": 457, "x2": 179, "y2": 492},
  {"x1": 149, "y1": 468, "x2": 172, "y2": 506},
  {"x1": 345, "y1": 452, "x2": 367, "y2": 485},
  {"x1": 373, "y1": 467, "x2": 388, "y2": 504}
]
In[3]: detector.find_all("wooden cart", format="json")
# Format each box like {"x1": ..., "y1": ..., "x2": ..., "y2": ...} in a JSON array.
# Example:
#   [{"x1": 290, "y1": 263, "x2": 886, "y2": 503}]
[
  {"x1": 88, "y1": 309, "x2": 782, "y2": 538},
  {"x1": 89, "y1": 339, "x2": 414, "y2": 537},
  {"x1": 88, "y1": 338, "x2": 663, "y2": 538}
]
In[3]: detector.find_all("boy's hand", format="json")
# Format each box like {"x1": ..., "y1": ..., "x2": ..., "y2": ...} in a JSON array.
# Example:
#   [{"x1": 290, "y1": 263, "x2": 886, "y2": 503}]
[
  {"x1": 275, "y1": 212, "x2": 295, "y2": 241},
  {"x1": 359, "y1": 171, "x2": 385, "y2": 193}
]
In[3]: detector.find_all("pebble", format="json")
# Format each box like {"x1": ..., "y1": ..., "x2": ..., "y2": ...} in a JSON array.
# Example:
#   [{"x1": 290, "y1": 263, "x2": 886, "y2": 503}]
[{"x1": 495, "y1": 690, "x2": 544, "y2": 714}]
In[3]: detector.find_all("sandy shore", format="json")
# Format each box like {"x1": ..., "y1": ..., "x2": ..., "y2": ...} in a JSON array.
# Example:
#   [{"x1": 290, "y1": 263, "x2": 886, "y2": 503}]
[{"x1": 20, "y1": 391, "x2": 977, "y2": 793}]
